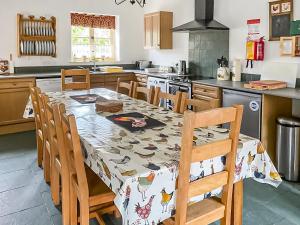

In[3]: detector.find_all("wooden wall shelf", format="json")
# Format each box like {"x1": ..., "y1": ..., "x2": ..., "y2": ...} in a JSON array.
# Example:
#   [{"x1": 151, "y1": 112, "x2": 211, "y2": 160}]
[{"x1": 17, "y1": 14, "x2": 57, "y2": 57}]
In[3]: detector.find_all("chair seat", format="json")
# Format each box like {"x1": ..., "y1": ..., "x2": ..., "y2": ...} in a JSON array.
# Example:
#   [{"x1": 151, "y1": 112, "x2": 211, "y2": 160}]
[{"x1": 164, "y1": 198, "x2": 225, "y2": 225}]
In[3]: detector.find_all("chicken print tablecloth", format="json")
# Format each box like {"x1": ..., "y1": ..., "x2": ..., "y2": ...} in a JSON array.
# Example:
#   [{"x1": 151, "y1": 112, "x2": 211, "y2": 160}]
[{"x1": 23, "y1": 88, "x2": 282, "y2": 225}]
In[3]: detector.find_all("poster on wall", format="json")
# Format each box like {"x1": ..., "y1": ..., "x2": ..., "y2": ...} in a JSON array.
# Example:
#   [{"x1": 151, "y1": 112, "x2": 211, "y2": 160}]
[{"x1": 269, "y1": 0, "x2": 293, "y2": 41}]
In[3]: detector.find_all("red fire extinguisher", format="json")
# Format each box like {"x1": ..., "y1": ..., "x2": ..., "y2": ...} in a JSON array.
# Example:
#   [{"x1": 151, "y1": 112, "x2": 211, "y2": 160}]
[{"x1": 246, "y1": 37, "x2": 265, "y2": 68}]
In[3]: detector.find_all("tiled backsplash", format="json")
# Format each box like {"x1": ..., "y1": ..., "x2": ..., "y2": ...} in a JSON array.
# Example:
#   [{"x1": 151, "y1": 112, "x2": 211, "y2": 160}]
[{"x1": 189, "y1": 30, "x2": 229, "y2": 78}]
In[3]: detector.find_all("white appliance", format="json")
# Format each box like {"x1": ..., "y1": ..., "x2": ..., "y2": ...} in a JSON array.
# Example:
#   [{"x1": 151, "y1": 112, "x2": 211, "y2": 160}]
[
  {"x1": 147, "y1": 76, "x2": 168, "y2": 107},
  {"x1": 231, "y1": 59, "x2": 242, "y2": 82}
]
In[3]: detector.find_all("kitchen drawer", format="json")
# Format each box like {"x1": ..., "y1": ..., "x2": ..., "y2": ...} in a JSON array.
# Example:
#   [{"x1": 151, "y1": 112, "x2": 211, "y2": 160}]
[
  {"x1": 192, "y1": 94, "x2": 221, "y2": 111},
  {"x1": 192, "y1": 84, "x2": 221, "y2": 99},
  {"x1": 0, "y1": 79, "x2": 35, "y2": 89}
]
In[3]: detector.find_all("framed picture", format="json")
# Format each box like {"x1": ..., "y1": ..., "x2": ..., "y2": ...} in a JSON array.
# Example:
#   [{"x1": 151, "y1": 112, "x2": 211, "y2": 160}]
[
  {"x1": 281, "y1": 2, "x2": 291, "y2": 13},
  {"x1": 280, "y1": 36, "x2": 295, "y2": 56},
  {"x1": 271, "y1": 4, "x2": 280, "y2": 14},
  {"x1": 269, "y1": 0, "x2": 293, "y2": 41}
]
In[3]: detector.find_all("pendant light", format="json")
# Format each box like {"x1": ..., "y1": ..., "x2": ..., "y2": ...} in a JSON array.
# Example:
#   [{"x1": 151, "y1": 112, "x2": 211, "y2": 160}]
[{"x1": 115, "y1": 0, "x2": 146, "y2": 8}]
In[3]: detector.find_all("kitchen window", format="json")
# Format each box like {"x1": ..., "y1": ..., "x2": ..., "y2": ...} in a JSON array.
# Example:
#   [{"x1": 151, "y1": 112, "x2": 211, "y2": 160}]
[{"x1": 70, "y1": 13, "x2": 117, "y2": 62}]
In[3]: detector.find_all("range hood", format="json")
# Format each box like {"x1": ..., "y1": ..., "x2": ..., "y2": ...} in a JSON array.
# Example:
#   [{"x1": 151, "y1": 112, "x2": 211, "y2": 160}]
[{"x1": 173, "y1": 0, "x2": 229, "y2": 32}]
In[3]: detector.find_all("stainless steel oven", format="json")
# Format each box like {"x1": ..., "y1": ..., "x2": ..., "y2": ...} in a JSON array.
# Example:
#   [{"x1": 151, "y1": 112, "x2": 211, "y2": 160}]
[{"x1": 166, "y1": 81, "x2": 192, "y2": 110}]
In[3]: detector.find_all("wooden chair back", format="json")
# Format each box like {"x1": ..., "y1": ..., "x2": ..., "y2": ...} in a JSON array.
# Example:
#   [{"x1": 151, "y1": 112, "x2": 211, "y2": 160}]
[
  {"x1": 132, "y1": 82, "x2": 155, "y2": 103},
  {"x1": 61, "y1": 69, "x2": 90, "y2": 91},
  {"x1": 43, "y1": 95, "x2": 59, "y2": 164},
  {"x1": 60, "y1": 106, "x2": 89, "y2": 201},
  {"x1": 116, "y1": 78, "x2": 134, "y2": 97},
  {"x1": 179, "y1": 92, "x2": 216, "y2": 113},
  {"x1": 52, "y1": 103, "x2": 71, "y2": 225},
  {"x1": 175, "y1": 105, "x2": 243, "y2": 225},
  {"x1": 36, "y1": 88, "x2": 49, "y2": 143},
  {"x1": 153, "y1": 86, "x2": 182, "y2": 113},
  {"x1": 30, "y1": 87, "x2": 42, "y2": 131}
]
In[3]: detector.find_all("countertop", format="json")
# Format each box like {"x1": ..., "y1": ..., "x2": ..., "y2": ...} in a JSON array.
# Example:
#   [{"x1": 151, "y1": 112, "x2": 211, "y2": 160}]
[
  {"x1": 0, "y1": 70, "x2": 178, "y2": 79},
  {"x1": 192, "y1": 79, "x2": 300, "y2": 100}
]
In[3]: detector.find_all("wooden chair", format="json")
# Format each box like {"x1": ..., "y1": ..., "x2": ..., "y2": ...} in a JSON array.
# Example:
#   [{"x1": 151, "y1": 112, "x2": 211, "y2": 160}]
[
  {"x1": 59, "y1": 103, "x2": 118, "y2": 225},
  {"x1": 61, "y1": 69, "x2": 90, "y2": 91},
  {"x1": 29, "y1": 87, "x2": 44, "y2": 167},
  {"x1": 116, "y1": 78, "x2": 134, "y2": 97},
  {"x1": 42, "y1": 94, "x2": 61, "y2": 207},
  {"x1": 164, "y1": 105, "x2": 243, "y2": 225},
  {"x1": 179, "y1": 92, "x2": 216, "y2": 114},
  {"x1": 153, "y1": 86, "x2": 182, "y2": 113},
  {"x1": 36, "y1": 89, "x2": 51, "y2": 183},
  {"x1": 132, "y1": 82, "x2": 155, "y2": 103}
]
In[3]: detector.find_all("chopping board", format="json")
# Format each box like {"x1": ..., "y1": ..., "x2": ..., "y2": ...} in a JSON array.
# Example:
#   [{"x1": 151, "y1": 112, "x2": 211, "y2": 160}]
[{"x1": 244, "y1": 80, "x2": 287, "y2": 90}]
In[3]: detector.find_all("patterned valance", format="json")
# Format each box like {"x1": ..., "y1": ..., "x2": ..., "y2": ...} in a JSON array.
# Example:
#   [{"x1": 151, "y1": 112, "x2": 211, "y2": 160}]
[{"x1": 71, "y1": 13, "x2": 115, "y2": 29}]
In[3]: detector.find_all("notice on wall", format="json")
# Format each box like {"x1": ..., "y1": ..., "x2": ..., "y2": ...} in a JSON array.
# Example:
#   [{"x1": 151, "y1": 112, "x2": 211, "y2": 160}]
[{"x1": 247, "y1": 19, "x2": 261, "y2": 41}]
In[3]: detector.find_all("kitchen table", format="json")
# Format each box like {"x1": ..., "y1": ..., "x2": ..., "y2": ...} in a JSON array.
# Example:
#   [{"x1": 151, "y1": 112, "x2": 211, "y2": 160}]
[{"x1": 23, "y1": 88, "x2": 281, "y2": 225}]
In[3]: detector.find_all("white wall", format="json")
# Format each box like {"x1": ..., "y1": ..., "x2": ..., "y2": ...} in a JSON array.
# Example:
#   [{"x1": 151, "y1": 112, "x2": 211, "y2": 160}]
[
  {"x1": 144, "y1": 0, "x2": 300, "y2": 74},
  {"x1": 0, "y1": 0, "x2": 145, "y2": 67}
]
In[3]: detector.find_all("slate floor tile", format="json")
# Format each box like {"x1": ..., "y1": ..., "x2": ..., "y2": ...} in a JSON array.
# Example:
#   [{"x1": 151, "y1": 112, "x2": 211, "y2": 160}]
[
  {"x1": 0, "y1": 204, "x2": 53, "y2": 225},
  {"x1": 0, "y1": 153, "x2": 37, "y2": 175},
  {"x1": 42, "y1": 191, "x2": 61, "y2": 216},
  {"x1": 0, "y1": 184, "x2": 43, "y2": 217}
]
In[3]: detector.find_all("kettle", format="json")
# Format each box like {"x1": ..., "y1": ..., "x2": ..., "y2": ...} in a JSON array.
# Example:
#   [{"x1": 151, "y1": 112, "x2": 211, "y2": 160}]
[{"x1": 177, "y1": 60, "x2": 187, "y2": 75}]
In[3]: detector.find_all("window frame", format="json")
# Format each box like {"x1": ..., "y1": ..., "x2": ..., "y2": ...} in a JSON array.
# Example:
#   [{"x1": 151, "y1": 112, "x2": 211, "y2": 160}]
[{"x1": 71, "y1": 26, "x2": 116, "y2": 63}]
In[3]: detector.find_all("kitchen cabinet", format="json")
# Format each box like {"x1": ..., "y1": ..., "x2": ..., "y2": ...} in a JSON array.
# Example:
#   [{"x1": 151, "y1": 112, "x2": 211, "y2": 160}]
[
  {"x1": 0, "y1": 77, "x2": 36, "y2": 135},
  {"x1": 73, "y1": 73, "x2": 135, "y2": 90},
  {"x1": 192, "y1": 83, "x2": 221, "y2": 111},
  {"x1": 144, "y1": 11, "x2": 173, "y2": 49}
]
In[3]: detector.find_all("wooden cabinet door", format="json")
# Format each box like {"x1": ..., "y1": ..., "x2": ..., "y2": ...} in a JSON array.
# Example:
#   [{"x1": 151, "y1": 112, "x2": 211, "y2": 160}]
[
  {"x1": 144, "y1": 15, "x2": 153, "y2": 48},
  {"x1": 152, "y1": 13, "x2": 160, "y2": 49}
]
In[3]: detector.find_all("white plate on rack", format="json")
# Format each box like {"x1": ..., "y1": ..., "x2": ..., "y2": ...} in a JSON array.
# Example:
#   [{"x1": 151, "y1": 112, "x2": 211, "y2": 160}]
[
  {"x1": 28, "y1": 41, "x2": 32, "y2": 55},
  {"x1": 51, "y1": 41, "x2": 55, "y2": 55},
  {"x1": 38, "y1": 41, "x2": 41, "y2": 55},
  {"x1": 47, "y1": 42, "x2": 50, "y2": 55},
  {"x1": 20, "y1": 41, "x2": 24, "y2": 54}
]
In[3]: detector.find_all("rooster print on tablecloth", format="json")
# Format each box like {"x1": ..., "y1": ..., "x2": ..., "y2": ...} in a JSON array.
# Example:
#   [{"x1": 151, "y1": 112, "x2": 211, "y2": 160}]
[
  {"x1": 135, "y1": 195, "x2": 155, "y2": 225},
  {"x1": 235, "y1": 156, "x2": 245, "y2": 176},
  {"x1": 161, "y1": 188, "x2": 174, "y2": 213},
  {"x1": 137, "y1": 171, "x2": 156, "y2": 201},
  {"x1": 123, "y1": 186, "x2": 131, "y2": 214}
]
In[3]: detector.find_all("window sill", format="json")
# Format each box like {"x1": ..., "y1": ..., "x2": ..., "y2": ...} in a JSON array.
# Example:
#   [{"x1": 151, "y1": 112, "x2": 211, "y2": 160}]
[{"x1": 70, "y1": 59, "x2": 117, "y2": 64}]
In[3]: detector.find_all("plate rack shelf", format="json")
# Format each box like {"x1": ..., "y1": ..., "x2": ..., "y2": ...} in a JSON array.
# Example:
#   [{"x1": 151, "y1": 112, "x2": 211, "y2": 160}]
[{"x1": 17, "y1": 14, "x2": 56, "y2": 57}]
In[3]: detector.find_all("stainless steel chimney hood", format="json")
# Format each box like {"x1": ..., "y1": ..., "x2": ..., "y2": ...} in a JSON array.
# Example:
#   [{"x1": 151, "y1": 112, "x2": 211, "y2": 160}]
[{"x1": 173, "y1": 0, "x2": 229, "y2": 32}]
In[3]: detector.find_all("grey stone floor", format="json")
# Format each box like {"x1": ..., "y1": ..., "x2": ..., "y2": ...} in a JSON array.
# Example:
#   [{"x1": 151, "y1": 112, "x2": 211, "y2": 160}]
[{"x1": 0, "y1": 131, "x2": 299, "y2": 225}]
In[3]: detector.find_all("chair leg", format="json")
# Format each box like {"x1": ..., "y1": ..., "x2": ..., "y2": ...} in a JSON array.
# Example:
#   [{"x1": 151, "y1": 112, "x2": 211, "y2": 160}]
[
  {"x1": 80, "y1": 202, "x2": 90, "y2": 225},
  {"x1": 37, "y1": 135, "x2": 43, "y2": 167},
  {"x1": 50, "y1": 162, "x2": 60, "y2": 205},
  {"x1": 70, "y1": 185, "x2": 78, "y2": 225},
  {"x1": 62, "y1": 172, "x2": 70, "y2": 225},
  {"x1": 43, "y1": 147, "x2": 51, "y2": 183}
]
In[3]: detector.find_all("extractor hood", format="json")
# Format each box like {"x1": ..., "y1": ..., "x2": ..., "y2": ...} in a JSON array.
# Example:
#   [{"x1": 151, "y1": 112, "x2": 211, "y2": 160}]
[{"x1": 173, "y1": 0, "x2": 229, "y2": 32}]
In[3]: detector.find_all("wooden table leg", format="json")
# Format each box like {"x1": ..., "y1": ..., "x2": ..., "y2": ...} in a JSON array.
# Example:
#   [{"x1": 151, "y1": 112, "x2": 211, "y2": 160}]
[{"x1": 231, "y1": 180, "x2": 243, "y2": 225}]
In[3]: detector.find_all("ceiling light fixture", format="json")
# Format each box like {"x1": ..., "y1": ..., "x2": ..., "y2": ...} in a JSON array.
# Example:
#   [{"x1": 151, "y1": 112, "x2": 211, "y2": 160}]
[{"x1": 115, "y1": 0, "x2": 146, "y2": 8}]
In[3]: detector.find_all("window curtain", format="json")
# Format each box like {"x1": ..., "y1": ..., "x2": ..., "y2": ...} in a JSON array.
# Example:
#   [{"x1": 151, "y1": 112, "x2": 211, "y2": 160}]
[{"x1": 71, "y1": 13, "x2": 115, "y2": 29}]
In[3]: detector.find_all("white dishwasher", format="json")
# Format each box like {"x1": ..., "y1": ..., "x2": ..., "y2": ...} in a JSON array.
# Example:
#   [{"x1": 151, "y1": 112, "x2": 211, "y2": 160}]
[{"x1": 147, "y1": 76, "x2": 168, "y2": 107}]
